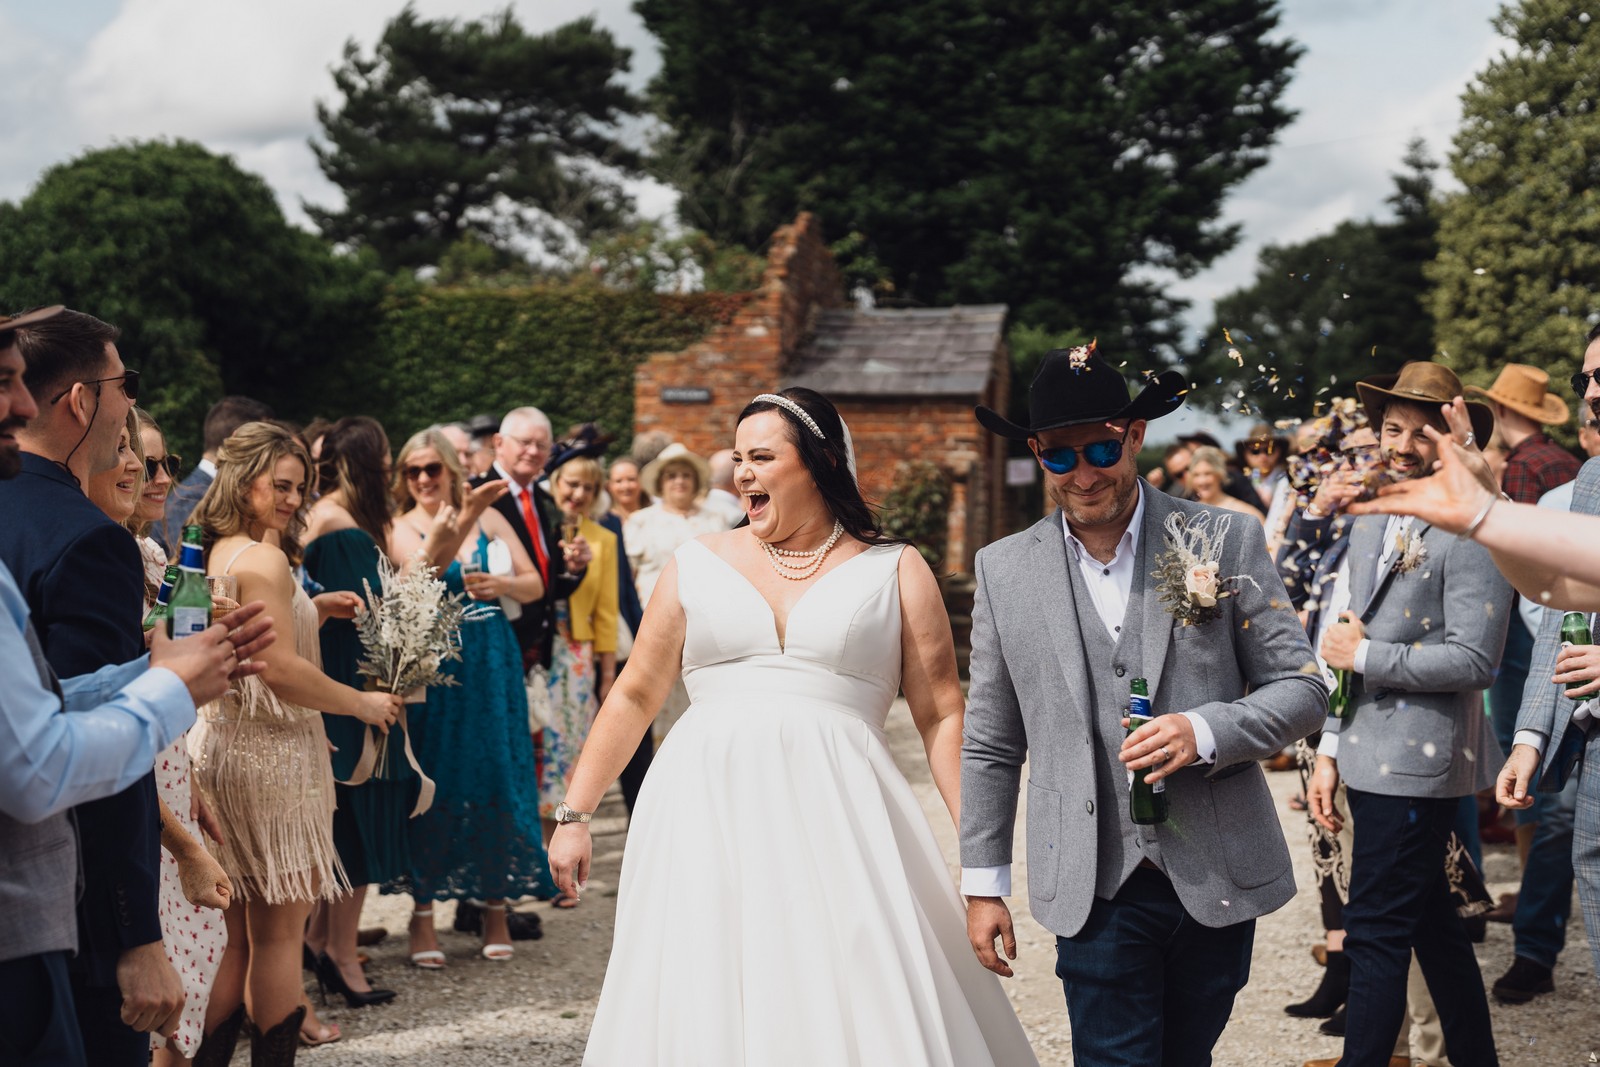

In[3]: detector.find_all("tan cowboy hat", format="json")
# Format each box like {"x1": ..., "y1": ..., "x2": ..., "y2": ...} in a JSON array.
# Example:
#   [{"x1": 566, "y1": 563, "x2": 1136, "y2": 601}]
[
  {"x1": 640, "y1": 442, "x2": 711, "y2": 497},
  {"x1": 1465, "y1": 363, "x2": 1571, "y2": 425},
  {"x1": 1355, "y1": 361, "x2": 1495, "y2": 445}
]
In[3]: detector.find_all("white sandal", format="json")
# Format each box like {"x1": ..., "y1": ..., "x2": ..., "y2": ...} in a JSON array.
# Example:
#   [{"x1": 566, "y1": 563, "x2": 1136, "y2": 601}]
[
  {"x1": 408, "y1": 908, "x2": 446, "y2": 969},
  {"x1": 480, "y1": 903, "x2": 513, "y2": 961}
]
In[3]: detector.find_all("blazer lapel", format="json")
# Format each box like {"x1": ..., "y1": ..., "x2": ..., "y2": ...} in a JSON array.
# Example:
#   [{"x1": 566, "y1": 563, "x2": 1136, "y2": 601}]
[
  {"x1": 1031, "y1": 511, "x2": 1095, "y2": 733},
  {"x1": 1358, "y1": 519, "x2": 1432, "y2": 623},
  {"x1": 1137, "y1": 490, "x2": 1175, "y2": 701}
]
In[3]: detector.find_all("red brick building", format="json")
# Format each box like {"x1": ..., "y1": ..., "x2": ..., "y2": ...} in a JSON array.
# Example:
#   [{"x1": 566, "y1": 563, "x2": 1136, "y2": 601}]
[{"x1": 634, "y1": 213, "x2": 1010, "y2": 573}]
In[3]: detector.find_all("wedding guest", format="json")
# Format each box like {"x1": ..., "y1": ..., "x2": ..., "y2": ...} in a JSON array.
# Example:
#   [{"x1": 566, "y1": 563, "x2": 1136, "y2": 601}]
[
  {"x1": 1239, "y1": 422, "x2": 1296, "y2": 555},
  {"x1": 606, "y1": 456, "x2": 649, "y2": 521},
  {"x1": 0, "y1": 307, "x2": 178, "y2": 1066},
  {"x1": 0, "y1": 305, "x2": 272, "y2": 1067},
  {"x1": 626, "y1": 443, "x2": 725, "y2": 739},
  {"x1": 152, "y1": 395, "x2": 272, "y2": 552},
  {"x1": 185, "y1": 422, "x2": 400, "y2": 1064},
  {"x1": 131, "y1": 409, "x2": 178, "y2": 568},
  {"x1": 1299, "y1": 362, "x2": 1510, "y2": 1067},
  {"x1": 300, "y1": 416, "x2": 403, "y2": 1017},
  {"x1": 386, "y1": 429, "x2": 556, "y2": 965},
  {"x1": 598, "y1": 463, "x2": 651, "y2": 817},
  {"x1": 542, "y1": 447, "x2": 619, "y2": 904},
  {"x1": 703, "y1": 448, "x2": 745, "y2": 528},
  {"x1": 1187, "y1": 445, "x2": 1265, "y2": 522},
  {"x1": 1178, "y1": 430, "x2": 1262, "y2": 508}
]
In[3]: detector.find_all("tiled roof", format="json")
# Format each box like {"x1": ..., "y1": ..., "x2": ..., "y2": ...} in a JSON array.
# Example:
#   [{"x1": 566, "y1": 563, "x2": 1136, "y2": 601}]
[{"x1": 785, "y1": 304, "x2": 1007, "y2": 398}]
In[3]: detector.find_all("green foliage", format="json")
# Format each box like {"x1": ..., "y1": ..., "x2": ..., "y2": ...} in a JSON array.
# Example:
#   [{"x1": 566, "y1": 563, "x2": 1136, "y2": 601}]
[
  {"x1": 0, "y1": 139, "x2": 387, "y2": 459},
  {"x1": 309, "y1": 5, "x2": 642, "y2": 271},
  {"x1": 1192, "y1": 141, "x2": 1440, "y2": 420},
  {"x1": 1430, "y1": 0, "x2": 1600, "y2": 421},
  {"x1": 880, "y1": 460, "x2": 951, "y2": 567},
  {"x1": 639, "y1": 0, "x2": 1301, "y2": 346},
  {"x1": 315, "y1": 283, "x2": 749, "y2": 447}
]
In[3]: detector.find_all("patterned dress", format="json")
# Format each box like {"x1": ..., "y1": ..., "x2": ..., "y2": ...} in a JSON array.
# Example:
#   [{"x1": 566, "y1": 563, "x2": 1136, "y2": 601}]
[{"x1": 142, "y1": 536, "x2": 227, "y2": 1058}]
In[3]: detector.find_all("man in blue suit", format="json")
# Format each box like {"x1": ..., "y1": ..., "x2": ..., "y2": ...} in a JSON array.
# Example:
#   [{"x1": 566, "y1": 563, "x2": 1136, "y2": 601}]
[
  {"x1": 150, "y1": 394, "x2": 271, "y2": 552},
  {"x1": 0, "y1": 307, "x2": 177, "y2": 1066}
]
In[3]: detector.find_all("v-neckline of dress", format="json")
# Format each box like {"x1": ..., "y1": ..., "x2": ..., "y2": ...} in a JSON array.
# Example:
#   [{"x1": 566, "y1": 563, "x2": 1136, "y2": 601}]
[{"x1": 688, "y1": 540, "x2": 886, "y2": 652}]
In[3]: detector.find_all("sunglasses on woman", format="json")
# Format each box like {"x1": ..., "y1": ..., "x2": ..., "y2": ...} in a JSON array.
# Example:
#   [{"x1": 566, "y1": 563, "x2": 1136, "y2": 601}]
[
  {"x1": 1034, "y1": 428, "x2": 1131, "y2": 475},
  {"x1": 143, "y1": 455, "x2": 182, "y2": 480},
  {"x1": 403, "y1": 462, "x2": 445, "y2": 481}
]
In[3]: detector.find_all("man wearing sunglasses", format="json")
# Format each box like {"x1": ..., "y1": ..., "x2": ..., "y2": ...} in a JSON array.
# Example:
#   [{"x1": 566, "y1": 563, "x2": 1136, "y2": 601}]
[
  {"x1": 0, "y1": 308, "x2": 183, "y2": 1066},
  {"x1": 961, "y1": 342, "x2": 1327, "y2": 1063}
]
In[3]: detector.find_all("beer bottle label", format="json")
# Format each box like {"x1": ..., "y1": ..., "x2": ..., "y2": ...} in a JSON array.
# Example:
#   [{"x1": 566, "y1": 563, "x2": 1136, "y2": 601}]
[{"x1": 170, "y1": 606, "x2": 210, "y2": 638}]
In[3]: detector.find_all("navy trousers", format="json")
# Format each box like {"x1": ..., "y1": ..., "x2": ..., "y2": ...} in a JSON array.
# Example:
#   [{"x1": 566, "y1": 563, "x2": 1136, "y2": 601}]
[
  {"x1": 1055, "y1": 866, "x2": 1254, "y2": 1066},
  {"x1": 1342, "y1": 788, "x2": 1499, "y2": 1067},
  {"x1": 0, "y1": 951, "x2": 87, "y2": 1067}
]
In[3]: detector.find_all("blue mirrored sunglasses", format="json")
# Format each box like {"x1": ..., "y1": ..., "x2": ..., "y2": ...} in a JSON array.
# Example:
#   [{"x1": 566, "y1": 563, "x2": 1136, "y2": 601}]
[{"x1": 1035, "y1": 429, "x2": 1129, "y2": 475}]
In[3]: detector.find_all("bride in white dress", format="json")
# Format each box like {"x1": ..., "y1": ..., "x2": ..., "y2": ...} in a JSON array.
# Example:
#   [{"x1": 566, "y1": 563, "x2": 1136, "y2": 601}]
[{"x1": 549, "y1": 388, "x2": 1037, "y2": 1066}]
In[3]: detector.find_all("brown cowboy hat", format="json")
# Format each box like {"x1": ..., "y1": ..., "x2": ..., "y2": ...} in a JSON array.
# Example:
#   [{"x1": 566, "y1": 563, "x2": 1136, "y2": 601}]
[
  {"x1": 0, "y1": 305, "x2": 64, "y2": 331},
  {"x1": 1464, "y1": 363, "x2": 1571, "y2": 426},
  {"x1": 1355, "y1": 361, "x2": 1495, "y2": 445}
]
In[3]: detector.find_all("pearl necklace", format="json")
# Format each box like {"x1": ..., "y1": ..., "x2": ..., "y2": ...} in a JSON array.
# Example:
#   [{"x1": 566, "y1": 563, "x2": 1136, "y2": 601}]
[{"x1": 760, "y1": 520, "x2": 844, "y2": 581}]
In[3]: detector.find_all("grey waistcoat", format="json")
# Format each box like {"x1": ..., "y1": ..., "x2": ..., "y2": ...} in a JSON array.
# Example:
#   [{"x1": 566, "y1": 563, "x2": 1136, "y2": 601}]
[
  {"x1": 0, "y1": 619, "x2": 81, "y2": 964},
  {"x1": 1062, "y1": 549, "x2": 1163, "y2": 900}
]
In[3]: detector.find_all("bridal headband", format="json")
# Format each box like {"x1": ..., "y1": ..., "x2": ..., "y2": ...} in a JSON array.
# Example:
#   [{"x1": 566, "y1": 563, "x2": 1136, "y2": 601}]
[{"x1": 752, "y1": 393, "x2": 826, "y2": 440}]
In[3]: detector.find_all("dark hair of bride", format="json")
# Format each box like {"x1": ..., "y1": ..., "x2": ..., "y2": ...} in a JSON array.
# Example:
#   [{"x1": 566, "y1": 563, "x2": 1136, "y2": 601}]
[{"x1": 736, "y1": 387, "x2": 904, "y2": 547}]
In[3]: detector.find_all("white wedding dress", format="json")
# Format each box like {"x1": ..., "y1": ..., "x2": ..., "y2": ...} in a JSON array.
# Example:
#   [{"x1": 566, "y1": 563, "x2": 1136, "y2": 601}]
[{"x1": 584, "y1": 541, "x2": 1038, "y2": 1066}]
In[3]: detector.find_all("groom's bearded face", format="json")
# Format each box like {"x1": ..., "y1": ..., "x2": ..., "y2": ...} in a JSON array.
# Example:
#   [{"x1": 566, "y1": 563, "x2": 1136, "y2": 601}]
[
  {"x1": 1034, "y1": 420, "x2": 1145, "y2": 532},
  {"x1": 1378, "y1": 402, "x2": 1441, "y2": 482}
]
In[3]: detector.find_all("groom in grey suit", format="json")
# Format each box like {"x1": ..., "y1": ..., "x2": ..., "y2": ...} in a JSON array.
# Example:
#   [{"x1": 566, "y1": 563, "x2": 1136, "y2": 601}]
[{"x1": 962, "y1": 344, "x2": 1327, "y2": 1065}]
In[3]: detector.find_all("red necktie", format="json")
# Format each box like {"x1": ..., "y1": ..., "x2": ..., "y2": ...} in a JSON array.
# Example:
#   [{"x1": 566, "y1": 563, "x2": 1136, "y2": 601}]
[{"x1": 520, "y1": 486, "x2": 550, "y2": 585}]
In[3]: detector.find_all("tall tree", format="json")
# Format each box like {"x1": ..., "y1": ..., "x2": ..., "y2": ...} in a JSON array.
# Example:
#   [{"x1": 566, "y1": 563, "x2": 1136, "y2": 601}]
[
  {"x1": 0, "y1": 140, "x2": 386, "y2": 456},
  {"x1": 1430, "y1": 0, "x2": 1600, "y2": 409},
  {"x1": 309, "y1": 5, "x2": 642, "y2": 271},
  {"x1": 639, "y1": 0, "x2": 1301, "y2": 346},
  {"x1": 1191, "y1": 141, "x2": 1440, "y2": 420}
]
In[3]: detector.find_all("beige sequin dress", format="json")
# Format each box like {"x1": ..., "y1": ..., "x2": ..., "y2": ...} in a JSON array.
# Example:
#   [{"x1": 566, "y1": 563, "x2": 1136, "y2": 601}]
[{"x1": 187, "y1": 541, "x2": 347, "y2": 903}]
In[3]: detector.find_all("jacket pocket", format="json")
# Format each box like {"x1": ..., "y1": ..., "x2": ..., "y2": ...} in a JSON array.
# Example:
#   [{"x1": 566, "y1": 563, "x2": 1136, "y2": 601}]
[
  {"x1": 1025, "y1": 781, "x2": 1061, "y2": 903},
  {"x1": 1208, "y1": 770, "x2": 1291, "y2": 888},
  {"x1": 1371, "y1": 697, "x2": 1456, "y2": 779}
]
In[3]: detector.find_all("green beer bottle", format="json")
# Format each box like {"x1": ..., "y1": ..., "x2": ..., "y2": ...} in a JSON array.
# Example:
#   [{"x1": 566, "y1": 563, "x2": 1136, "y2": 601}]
[
  {"x1": 1126, "y1": 677, "x2": 1168, "y2": 825},
  {"x1": 142, "y1": 564, "x2": 179, "y2": 633},
  {"x1": 1561, "y1": 611, "x2": 1592, "y2": 650},
  {"x1": 1328, "y1": 618, "x2": 1354, "y2": 719},
  {"x1": 167, "y1": 525, "x2": 212, "y2": 638}
]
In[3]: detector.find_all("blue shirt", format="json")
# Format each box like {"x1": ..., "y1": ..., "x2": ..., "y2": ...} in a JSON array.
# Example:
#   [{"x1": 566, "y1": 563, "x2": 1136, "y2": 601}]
[{"x1": 0, "y1": 560, "x2": 195, "y2": 824}]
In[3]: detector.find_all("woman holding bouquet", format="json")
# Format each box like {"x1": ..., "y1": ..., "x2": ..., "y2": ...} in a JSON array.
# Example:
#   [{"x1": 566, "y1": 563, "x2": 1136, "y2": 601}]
[
  {"x1": 301, "y1": 416, "x2": 407, "y2": 1012},
  {"x1": 185, "y1": 421, "x2": 402, "y2": 1064},
  {"x1": 385, "y1": 429, "x2": 557, "y2": 965}
]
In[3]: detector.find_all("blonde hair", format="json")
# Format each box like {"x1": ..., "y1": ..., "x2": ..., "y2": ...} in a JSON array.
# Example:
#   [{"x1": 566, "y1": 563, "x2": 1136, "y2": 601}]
[
  {"x1": 1188, "y1": 445, "x2": 1230, "y2": 479},
  {"x1": 124, "y1": 409, "x2": 154, "y2": 538},
  {"x1": 189, "y1": 420, "x2": 314, "y2": 567},
  {"x1": 551, "y1": 455, "x2": 606, "y2": 519},
  {"x1": 393, "y1": 427, "x2": 466, "y2": 512}
]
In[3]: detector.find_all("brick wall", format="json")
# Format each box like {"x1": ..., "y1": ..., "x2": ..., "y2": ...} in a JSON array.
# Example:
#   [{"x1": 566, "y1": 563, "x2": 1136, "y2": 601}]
[{"x1": 634, "y1": 213, "x2": 842, "y2": 457}]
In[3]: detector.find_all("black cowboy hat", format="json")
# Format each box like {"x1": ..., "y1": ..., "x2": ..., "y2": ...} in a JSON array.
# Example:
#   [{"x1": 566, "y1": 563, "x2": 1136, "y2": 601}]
[{"x1": 975, "y1": 340, "x2": 1188, "y2": 440}]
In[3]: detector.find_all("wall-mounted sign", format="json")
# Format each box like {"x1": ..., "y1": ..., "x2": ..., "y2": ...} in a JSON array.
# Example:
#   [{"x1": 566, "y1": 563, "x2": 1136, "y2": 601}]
[
  {"x1": 661, "y1": 386, "x2": 712, "y2": 404},
  {"x1": 1005, "y1": 457, "x2": 1038, "y2": 486}
]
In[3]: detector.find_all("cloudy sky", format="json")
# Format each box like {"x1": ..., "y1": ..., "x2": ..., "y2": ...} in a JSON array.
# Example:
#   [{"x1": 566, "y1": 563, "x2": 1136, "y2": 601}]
[{"x1": 0, "y1": 0, "x2": 1507, "y2": 394}]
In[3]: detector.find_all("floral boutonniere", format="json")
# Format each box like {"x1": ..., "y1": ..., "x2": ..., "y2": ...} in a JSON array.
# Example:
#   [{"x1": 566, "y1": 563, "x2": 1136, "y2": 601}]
[
  {"x1": 1152, "y1": 511, "x2": 1260, "y2": 626},
  {"x1": 1394, "y1": 525, "x2": 1428, "y2": 575}
]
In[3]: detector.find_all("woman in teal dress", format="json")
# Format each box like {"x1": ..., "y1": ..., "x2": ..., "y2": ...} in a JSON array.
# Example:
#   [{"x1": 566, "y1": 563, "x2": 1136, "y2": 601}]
[
  {"x1": 302, "y1": 416, "x2": 407, "y2": 1006},
  {"x1": 383, "y1": 428, "x2": 556, "y2": 964}
]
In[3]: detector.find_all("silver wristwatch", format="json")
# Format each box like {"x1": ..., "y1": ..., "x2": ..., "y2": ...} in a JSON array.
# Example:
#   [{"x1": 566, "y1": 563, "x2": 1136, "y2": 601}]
[{"x1": 553, "y1": 801, "x2": 593, "y2": 825}]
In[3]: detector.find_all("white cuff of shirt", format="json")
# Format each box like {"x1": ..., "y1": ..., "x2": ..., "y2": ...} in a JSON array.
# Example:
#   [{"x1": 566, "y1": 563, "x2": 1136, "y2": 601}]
[
  {"x1": 961, "y1": 865, "x2": 1011, "y2": 898},
  {"x1": 1353, "y1": 639, "x2": 1371, "y2": 676},
  {"x1": 1513, "y1": 729, "x2": 1547, "y2": 759},
  {"x1": 1317, "y1": 729, "x2": 1339, "y2": 760},
  {"x1": 1180, "y1": 712, "x2": 1217, "y2": 764}
]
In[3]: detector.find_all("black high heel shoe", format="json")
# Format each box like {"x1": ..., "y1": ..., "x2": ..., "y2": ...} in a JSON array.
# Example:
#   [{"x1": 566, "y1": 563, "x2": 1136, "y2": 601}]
[
  {"x1": 312, "y1": 951, "x2": 398, "y2": 1008},
  {"x1": 1285, "y1": 950, "x2": 1349, "y2": 1018}
]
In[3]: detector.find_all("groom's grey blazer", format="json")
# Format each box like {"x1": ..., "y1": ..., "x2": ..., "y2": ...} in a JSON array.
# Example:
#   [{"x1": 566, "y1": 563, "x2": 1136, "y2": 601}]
[{"x1": 961, "y1": 489, "x2": 1327, "y2": 937}]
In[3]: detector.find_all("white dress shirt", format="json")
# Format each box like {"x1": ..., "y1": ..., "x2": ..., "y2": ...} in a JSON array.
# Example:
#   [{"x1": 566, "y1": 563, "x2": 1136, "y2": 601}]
[
  {"x1": 492, "y1": 461, "x2": 551, "y2": 560},
  {"x1": 960, "y1": 487, "x2": 1217, "y2": 898}
]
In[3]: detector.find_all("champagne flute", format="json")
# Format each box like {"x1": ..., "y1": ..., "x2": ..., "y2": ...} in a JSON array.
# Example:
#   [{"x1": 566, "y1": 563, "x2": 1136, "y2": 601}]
[{"x1": 560, "y1": 511, "x2": 582, "y2": 576}]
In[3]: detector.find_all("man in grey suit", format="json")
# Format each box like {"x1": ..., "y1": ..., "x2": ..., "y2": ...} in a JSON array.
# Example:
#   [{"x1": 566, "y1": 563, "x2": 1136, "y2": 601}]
[
  {"x1": 962, "y1": 343, "x2": 1327, "y2": 1064},
  {"x1": 1300, "y1": 361, "x2": 1512, "y2": 1067},
  {"x1": 1499, "y1": 325, "x2": 1600, "y2": 997}
]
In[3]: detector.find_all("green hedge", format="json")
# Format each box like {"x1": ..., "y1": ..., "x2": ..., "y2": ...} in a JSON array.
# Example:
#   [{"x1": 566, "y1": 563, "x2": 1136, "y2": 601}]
[{"x1": 310, "y1": 282, "x2": 749, "y2": 448}]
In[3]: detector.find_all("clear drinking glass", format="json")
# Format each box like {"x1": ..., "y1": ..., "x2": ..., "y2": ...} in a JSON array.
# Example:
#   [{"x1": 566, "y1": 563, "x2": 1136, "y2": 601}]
[{"x1": 206, "y1": 574, "x2": 240, "y2": 617}]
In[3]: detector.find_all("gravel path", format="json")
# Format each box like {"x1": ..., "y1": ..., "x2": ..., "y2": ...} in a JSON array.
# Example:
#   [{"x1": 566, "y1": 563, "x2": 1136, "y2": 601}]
[{"x1": 286, "y1": 703, "x2": 1597, "y2": 1065}]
